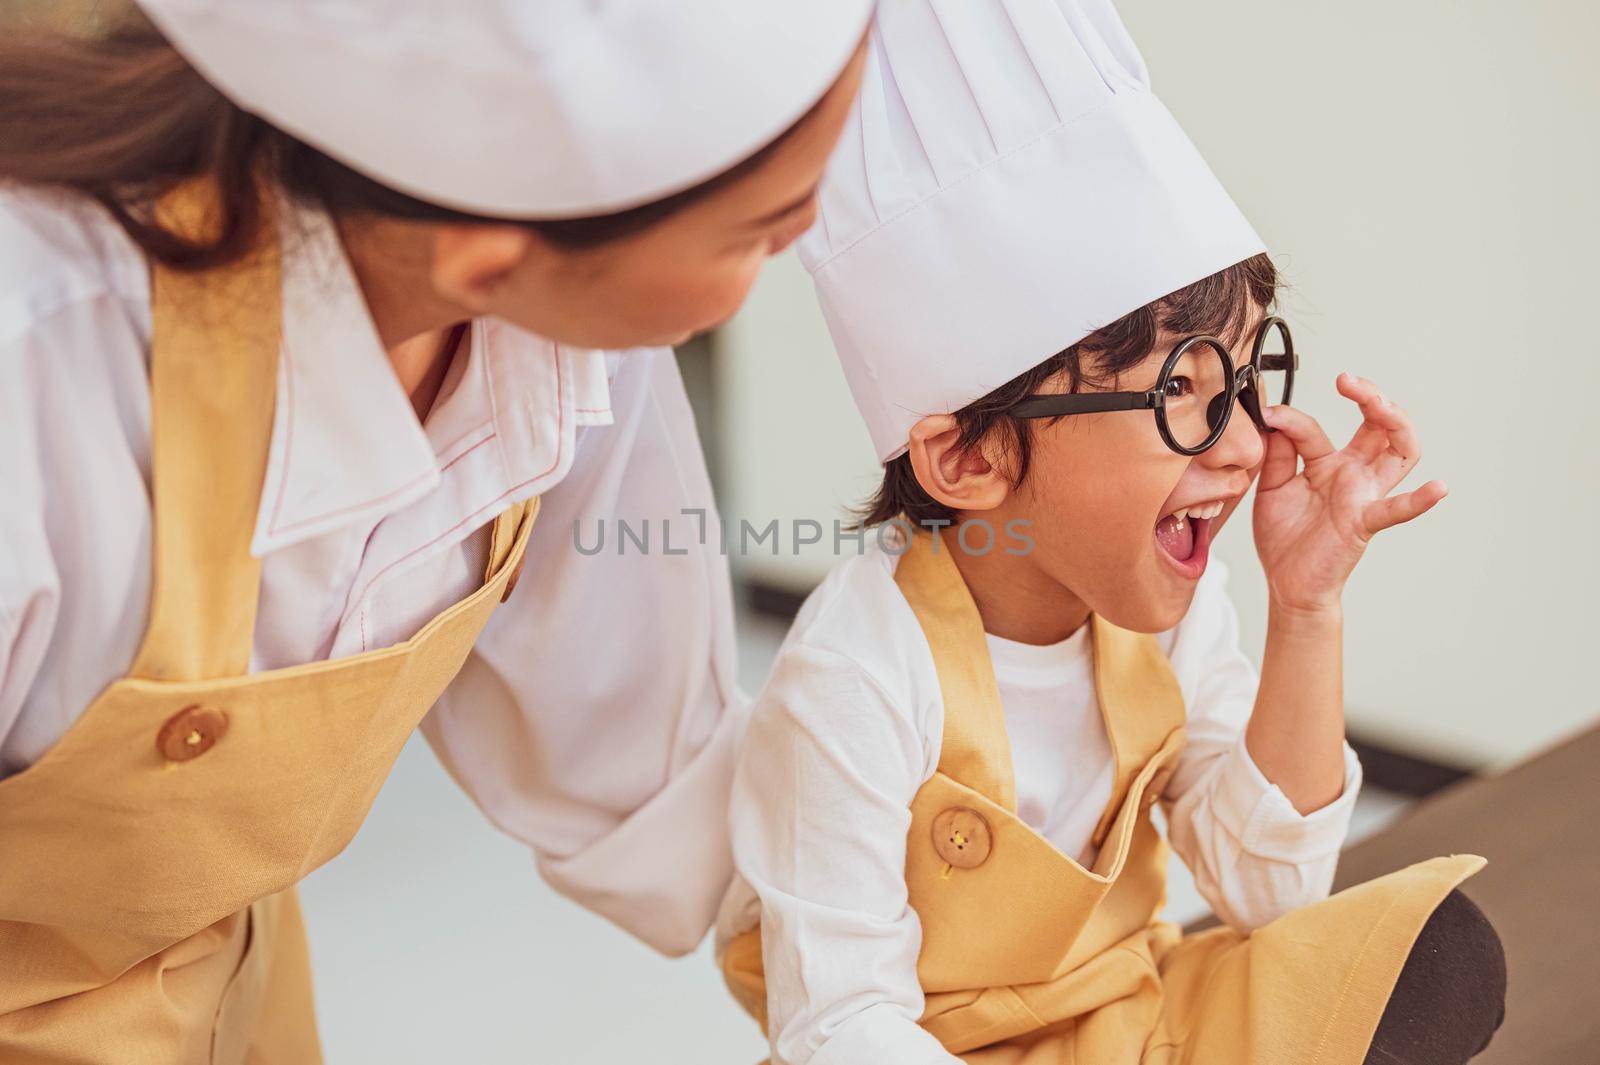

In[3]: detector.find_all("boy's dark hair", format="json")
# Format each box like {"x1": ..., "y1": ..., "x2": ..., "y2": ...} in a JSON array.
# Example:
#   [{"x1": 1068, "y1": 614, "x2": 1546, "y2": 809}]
[{"x1": 859, "y1": 253, "x2": 1278, "y2": 529}]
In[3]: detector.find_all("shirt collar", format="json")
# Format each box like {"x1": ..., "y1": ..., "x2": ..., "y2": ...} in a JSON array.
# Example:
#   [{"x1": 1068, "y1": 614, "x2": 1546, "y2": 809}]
[{"x1": 251, "y1": 198, "x2": 615, "y2": 558}]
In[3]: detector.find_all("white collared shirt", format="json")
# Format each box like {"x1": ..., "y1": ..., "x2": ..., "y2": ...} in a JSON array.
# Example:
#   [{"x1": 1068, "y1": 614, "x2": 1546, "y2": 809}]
[
  {"x1": 0, "y1": 186, "x2": 740, "y2": 955},
  {"x1": 715, "y1": 545, "x2": 1362, "y2": 1065}
]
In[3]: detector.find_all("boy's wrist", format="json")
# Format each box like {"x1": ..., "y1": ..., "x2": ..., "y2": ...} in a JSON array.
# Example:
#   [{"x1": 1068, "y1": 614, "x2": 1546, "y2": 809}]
[{"x1": 1266, "y1": 594, "x2": 1343, "y2": 635}]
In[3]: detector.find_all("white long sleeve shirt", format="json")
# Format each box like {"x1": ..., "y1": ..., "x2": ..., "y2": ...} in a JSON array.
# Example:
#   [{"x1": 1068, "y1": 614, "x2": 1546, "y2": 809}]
[
  {"x1": 716, "y1": 543, "x2": 1362, "y2": 1065},
  {"x1": 0, "y1": 186, "x2": 741, "y2": 955}
]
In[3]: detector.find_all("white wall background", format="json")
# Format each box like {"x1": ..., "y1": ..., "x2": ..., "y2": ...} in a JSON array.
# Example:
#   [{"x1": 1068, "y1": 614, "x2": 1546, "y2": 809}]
[{"x1": 716, "y1": 0, "x2": 1600, "y2": 769}]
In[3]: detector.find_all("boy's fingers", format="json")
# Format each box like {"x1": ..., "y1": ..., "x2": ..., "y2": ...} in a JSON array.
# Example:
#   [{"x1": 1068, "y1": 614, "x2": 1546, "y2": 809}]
[
  {"x1": 1338, "y1": 374, "x2": 1422, "y2": 488},
  {"x1": 1363, "y1": 480, "x2": 1448, "y2": 535},
  {"x1": 1345, "y1": 419, "x2": 1389, "y2": 463},
  {"x1": 1372, "y1": 444, "x2": 1420, "y2": 491},
  {"x1": 1336, "y1": 371, "x2": 1378, "y2": 402},
  {"x1": 1372, "y1": 408, "x2": 1421, "y2": 486},
  {"x1": 1337, "y1": 372, "x2": 1392, "y2": 444},
  {"x1": 1344, "y1": 386, "x2": 1398, "y2": 460},
  {"x1": 1262, "y1": 404, "x2": 1336, "y2": 461},
  {"x1": 1257, "y1": 423, "x2": 1300, "y2": 492}
]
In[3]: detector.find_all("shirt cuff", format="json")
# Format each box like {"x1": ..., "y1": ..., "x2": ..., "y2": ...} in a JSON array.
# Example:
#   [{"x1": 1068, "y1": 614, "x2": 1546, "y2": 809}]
[
  {"x1": 1207, "y1": 736, "x2": 1364, "y2": 863},
  {"x1": 534, "y1": 705, "x2": 743, "y2": 957},
  {"x1": 807, "y1": 1004, "x2": 959, "y2": 1065}
]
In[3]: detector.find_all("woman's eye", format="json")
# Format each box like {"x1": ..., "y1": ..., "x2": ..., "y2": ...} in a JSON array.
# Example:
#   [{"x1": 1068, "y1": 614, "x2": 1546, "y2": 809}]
[{"x1": 1163, "y1": 376, "x2": 1194, "y2": 399}]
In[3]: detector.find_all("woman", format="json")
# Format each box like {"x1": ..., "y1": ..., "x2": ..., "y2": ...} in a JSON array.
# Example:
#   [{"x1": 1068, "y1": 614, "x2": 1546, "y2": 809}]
[{"x1": 0, "y1": 1, "x2": 869, "y2": 1060}]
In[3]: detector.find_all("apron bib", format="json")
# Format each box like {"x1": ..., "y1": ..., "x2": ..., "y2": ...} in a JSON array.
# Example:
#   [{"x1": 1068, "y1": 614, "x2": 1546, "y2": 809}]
[
  {"x1": 724, "y1": 531, "x2": 1483, "y2": 1064},
  {"x1": 0, "y1": 184, "x2": 538, "y2": 1065}
]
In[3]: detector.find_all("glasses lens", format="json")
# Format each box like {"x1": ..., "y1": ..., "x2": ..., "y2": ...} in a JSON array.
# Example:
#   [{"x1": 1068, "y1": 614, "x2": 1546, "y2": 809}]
[
  {"x1": 1161, "y1": 340, "x2": 1232, "y2": 451},
  {"x1": 1253, "y1": 320, "x2": 1293, "y2": 408}
]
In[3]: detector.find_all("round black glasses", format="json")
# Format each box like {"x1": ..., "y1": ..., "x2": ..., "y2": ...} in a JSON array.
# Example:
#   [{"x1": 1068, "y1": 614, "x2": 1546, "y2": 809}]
[{"x1": 1010, "y1": 316, "x2": 1298, "y2": 456}]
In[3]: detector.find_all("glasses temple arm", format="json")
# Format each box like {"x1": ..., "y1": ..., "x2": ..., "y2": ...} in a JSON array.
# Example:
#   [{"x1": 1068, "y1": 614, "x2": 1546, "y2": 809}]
[{"x1": 1011, "y1": 391, "x2": 1160, "y2": 418}]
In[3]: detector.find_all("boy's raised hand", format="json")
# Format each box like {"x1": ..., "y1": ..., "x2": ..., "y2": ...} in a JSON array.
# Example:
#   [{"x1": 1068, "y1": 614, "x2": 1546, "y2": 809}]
[{"x1": 1251, "y1": 373, "x2": 1447, "y2": 614}]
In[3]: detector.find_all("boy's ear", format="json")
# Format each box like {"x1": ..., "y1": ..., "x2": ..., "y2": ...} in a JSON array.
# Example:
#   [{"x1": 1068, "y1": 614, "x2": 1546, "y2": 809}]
[{"x1": 906, "y1": 414, "x2": 1011, "y2": 513}]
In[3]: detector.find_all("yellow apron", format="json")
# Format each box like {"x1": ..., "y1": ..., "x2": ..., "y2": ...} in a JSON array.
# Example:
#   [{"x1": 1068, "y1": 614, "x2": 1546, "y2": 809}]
[
  {"x1": 725, "y1": 531, "x2": 1484, "y2": 1064},
  {"x1": 0, "y1": 185, "x2": 538, "y2": 1064}
]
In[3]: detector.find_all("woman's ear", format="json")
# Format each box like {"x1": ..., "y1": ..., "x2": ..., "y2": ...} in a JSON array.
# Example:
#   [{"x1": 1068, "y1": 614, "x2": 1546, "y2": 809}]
[
  {"x1": 905, "y1": 414, "x2": 1012, "y2": 513},
  {"x1": 429, "y1": 224, "x2": 535, "y2": 311}
]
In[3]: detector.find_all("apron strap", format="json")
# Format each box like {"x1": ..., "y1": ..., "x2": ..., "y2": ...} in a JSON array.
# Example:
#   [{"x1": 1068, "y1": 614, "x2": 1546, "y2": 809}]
[
  {"x1": 894, "y1": 526, "x2": 1190, "y2": 833},
  {"x1": 894, "y1": 529, "x2": 1017, "y2": 812},
  {"x1": 128, "y1": 181, "x2": 282, "y2": 682},
  {"x1": 486, "y1": 497, "x2": 539, "y2": 580},
  {"x1": 1087, "y1": 615, "x2": 1188, "y2": 848}
]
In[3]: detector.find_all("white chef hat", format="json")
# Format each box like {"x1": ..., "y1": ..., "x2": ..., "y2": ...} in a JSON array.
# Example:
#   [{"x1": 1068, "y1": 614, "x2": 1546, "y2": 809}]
[
  {"x1": 135, "y1": 0, "x2": 872, "y2": 218},
  {"x1": 800, "y1": 0, "x2": 1265, "y2": 462}
]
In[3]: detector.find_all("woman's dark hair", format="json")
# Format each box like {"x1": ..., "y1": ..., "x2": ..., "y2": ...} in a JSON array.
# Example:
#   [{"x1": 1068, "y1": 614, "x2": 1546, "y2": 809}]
[
  {"x1": 859, "y1": 253, "x2": 1279, "y2": 529},
  {"x1": 0, "y1": 15, "x2": 818, "y2": 270}
]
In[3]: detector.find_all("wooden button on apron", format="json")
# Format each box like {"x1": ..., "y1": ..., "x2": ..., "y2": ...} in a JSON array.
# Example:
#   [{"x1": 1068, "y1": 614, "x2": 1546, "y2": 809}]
[
  {"x1": 932, "y1": 807, "x2": 992, "y2": 869},
  {"x1": 156, "y1": 705, "x2": 229, "y2": 762}
]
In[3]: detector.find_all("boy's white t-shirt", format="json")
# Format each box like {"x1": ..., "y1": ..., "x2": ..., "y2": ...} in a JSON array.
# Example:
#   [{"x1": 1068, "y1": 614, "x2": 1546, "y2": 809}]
[{"x1": 718, "y1": 542, "x2": 1363, "y2": 1065}]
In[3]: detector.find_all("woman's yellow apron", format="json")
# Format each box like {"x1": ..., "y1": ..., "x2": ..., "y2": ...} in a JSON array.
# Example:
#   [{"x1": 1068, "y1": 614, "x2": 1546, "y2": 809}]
[
  {"x1": 0, "y1": 186, "x2": 538, "y2": 1064},
  {"x1": 725, "y1": 531, "x2": 1484, "y2": 1064}
]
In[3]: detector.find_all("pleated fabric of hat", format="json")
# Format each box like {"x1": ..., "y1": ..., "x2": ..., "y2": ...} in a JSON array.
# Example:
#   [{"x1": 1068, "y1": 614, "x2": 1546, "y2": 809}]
[
  {"x1": 136, "y1": 0, "x2": 872, "y2": 218},
  {"x1": 800, "y1": 0, "x2": 1266, "y2": 462}
]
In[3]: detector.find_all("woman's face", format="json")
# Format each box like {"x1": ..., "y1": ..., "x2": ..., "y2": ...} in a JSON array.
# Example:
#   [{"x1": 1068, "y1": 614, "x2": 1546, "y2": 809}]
[
  {"x1": 989, "y1": 324, "x2": 1269, "y2": 633},
  {"x1": 479, "y1": 43, "x2": 869, "y2": 350}
]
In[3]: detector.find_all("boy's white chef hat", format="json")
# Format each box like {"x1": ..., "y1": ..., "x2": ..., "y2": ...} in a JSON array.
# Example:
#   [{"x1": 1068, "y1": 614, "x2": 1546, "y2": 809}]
[
  {"x1": 800, "y1": 0, "x2": 1265, "y2": 462},
  {"x1": 134, "y1": 0, "x2": 872, "y2": 218}
]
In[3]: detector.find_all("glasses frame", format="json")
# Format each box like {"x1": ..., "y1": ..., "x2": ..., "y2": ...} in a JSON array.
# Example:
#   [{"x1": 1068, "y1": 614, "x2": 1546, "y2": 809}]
[{"x1": 1010, "y1": 316, "x2": 1299, "y2": 456}]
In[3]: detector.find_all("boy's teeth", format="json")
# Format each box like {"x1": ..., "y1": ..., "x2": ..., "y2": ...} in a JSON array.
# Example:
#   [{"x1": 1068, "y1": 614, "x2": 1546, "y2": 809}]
[{"x1": 1170, "y1": 500, "x2": 1227, "y2": 522}]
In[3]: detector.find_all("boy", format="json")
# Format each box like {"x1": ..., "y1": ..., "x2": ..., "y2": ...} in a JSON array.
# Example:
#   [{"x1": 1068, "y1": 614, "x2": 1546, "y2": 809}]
[{"x1": 716, "y1": 2, "x2": 1506, "y2": 1063}]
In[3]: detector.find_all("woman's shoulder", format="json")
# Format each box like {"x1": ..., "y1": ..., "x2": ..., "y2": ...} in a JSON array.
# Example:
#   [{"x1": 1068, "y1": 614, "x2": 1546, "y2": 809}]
[
  {"x1": 0, "y1": 186, "x2": 148, "y2": 349},
  {"x1": 0, "y1": 188, "x2": 155, "y2": 605}
]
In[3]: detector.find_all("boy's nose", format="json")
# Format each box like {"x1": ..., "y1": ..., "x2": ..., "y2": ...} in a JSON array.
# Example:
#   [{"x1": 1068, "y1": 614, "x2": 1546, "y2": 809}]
[{"x1": 1202, "y1": 395, "x2": 1267, "y2": 471}]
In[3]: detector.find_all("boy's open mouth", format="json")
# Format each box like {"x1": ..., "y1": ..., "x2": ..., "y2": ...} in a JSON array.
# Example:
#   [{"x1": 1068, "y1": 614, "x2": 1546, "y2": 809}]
[{"x1": 1155, "y1": 500, "x2": 1225, "y2": 578}]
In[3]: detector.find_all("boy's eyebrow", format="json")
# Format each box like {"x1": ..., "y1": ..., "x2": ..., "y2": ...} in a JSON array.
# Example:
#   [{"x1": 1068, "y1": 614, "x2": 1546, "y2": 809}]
[{"x1": 748, "y1": 185, "x2": 820, "y2": 229}]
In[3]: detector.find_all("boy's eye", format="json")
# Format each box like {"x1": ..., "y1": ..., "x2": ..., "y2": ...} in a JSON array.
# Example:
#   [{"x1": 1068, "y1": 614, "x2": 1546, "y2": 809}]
[{"x1": 1163, "y1": 376, "x2": 1194, "y2": 400}]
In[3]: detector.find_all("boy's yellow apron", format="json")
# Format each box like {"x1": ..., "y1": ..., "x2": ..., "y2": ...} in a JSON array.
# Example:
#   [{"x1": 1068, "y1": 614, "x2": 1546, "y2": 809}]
[
  {"x1": 0, "y1": 185, "x2": 537, "y2": 1064},
  {"x1": 724, "y1": 531, "x2": 1484, "y2": 1064}
]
